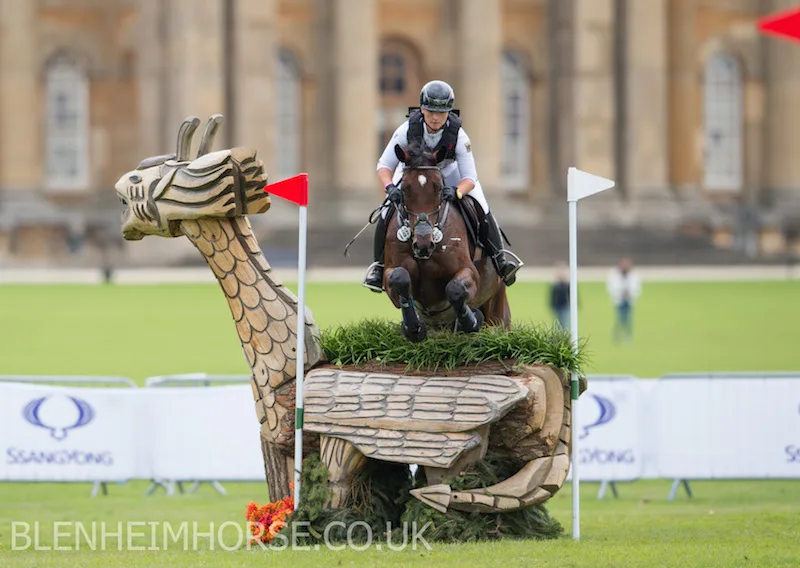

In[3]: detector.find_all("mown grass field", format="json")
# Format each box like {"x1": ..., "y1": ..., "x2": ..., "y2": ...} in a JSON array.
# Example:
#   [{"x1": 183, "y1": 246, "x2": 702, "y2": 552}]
[{"x1": 1, "y1": 279, "x2": 799, "y2": 566}]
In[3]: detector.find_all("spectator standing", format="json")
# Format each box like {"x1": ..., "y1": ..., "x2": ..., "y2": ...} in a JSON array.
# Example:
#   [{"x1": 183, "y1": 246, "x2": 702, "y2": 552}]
[{"x1": 606, "y1": 257, "x2": 642, "y2": 343}]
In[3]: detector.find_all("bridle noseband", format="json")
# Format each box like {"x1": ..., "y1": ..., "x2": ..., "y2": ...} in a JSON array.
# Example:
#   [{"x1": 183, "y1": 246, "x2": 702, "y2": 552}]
[{"x1": 394, "y1": 165, "x2": 451, "y2": 259}]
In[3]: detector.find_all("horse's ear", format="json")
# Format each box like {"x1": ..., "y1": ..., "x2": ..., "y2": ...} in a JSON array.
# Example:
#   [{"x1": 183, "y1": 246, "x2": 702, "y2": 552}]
[
  {"x1": 394, "y1": 144, "x2": 408, "y2": 163},
  {"x1": 434, "y1": 145, "x2": 448, "y2": 164}
]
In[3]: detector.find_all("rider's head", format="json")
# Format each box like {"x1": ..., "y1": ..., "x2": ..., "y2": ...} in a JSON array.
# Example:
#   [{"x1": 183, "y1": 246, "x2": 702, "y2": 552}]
[{"x1": 419, "y1": 80, "x2": 454, "y2": 132}]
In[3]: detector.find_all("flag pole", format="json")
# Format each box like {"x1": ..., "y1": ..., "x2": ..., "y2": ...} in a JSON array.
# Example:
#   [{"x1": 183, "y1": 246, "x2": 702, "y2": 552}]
[
  {"x1": 262, "y1": 173, "x2": 309, "y2": 509},
  {"x1": 566, "y1": 166, "x2": 615, "y2": 541},
  {"x1": 294, "y1": 202, "x2": 307, "y2": 509},
  {"x1": 568, "y1": 189, "x2": 580, "y2": 541}
]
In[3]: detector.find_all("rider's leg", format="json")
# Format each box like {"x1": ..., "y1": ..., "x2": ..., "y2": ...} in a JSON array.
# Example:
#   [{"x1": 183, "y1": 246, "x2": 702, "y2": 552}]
[
  {"x1": 467, "y1": 183, "x2": 523, "y2": 286},
  {"x1": 363, "y1": 209, "x2": 387, "y2": 292}
]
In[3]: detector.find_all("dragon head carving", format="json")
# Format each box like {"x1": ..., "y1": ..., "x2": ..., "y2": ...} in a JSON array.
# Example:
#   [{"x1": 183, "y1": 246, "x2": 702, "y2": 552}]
[{"x1": 114, "y1": 114, "x2": 270, "y2": 240}]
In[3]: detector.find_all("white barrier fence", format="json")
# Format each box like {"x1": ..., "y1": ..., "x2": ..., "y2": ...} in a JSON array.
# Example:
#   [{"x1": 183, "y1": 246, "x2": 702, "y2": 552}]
[{"x1": 1, "y1": 374, "x2": 799, "y2": 495}]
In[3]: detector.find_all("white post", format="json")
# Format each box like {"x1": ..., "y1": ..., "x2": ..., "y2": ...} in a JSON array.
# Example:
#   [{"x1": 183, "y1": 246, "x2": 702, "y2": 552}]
[
  {"x1": 293, "y1": 204, "x2": 308, "y2": 509},
  {"x1": 566, "y1": 167, "x2": 615, "y2": 541},
  {"x1": 568, "y1": 197, "x2": 580, "y2": 540}
]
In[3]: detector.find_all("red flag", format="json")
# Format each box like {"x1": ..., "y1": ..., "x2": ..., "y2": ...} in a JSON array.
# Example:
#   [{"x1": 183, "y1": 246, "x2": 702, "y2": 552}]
[
  {"x1": 758, "y1": 6, "x2": 800, "y2": 43},
  {"x1": 264, "y1": 174, "x2": 308, "y2": 206}
]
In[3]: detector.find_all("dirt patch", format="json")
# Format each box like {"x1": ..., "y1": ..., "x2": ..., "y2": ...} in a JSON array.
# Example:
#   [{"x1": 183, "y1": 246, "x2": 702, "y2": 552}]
[{"x1": 311, "y1": 359, "x2": 529, "y2": 377}]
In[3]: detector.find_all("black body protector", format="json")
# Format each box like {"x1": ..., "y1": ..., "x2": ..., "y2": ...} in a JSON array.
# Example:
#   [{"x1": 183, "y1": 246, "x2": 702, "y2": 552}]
[{"x1": 406, "y1": 108, "x2": 461, "y2": 167}]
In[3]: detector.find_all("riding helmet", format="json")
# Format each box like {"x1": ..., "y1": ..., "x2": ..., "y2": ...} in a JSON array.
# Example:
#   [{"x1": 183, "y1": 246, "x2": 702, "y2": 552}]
[{"x1": 419, "y1": 80, "x2": 455, "y2": 112}]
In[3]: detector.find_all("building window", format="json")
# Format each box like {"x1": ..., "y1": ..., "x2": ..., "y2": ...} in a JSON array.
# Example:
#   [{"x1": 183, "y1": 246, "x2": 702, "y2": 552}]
[
  {"x1": 378, "y1": 40, "x2": 422, "y2": 150},
  {"x1": 501, "y1": 50, "x2": 530, "y2": 191},
  {"x1": 275, "y1": 47, "x2": 301, "y2": 181},
  {"x1": 44, "y1": 52, "x2": 89, "y2": 191},
  {"x1": 703, "y1": 52, "x2": 743, "y2": 192},
  {"x1": 380, "y1": 53, "x2": 405, "y2": 94}
]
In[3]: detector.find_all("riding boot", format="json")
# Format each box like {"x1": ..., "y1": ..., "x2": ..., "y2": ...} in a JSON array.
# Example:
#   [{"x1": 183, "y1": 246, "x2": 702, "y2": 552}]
[
  {"x1": 482, "y1": 211, "x2": 523, "y2": 286},
  {"x1": 363, "y1": 214, "x2": 387, "y2": 292}
]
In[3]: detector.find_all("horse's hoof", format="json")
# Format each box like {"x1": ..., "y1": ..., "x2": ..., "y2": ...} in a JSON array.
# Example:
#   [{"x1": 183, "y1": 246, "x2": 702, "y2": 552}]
[{"x1": 403, "y1": 321, "x2": 427, "y2": 343}]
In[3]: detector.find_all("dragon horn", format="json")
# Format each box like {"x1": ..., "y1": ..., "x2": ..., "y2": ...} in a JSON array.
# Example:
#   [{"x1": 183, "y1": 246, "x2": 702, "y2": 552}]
[
  {"x1": 197, "y1": 114, "x2": 225, "y2": 157},
  {"x1": 176, "y1": 116, "x2": 201, "y2": 161}
]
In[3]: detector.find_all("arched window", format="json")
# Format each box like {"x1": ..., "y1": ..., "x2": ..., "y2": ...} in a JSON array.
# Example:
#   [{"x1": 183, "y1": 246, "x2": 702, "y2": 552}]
[
  {"x1": 501, "y1": 50, "x2": 530, "y2": 191},
  {"x1": 703, "y1": 52, "x2": 743, "y2": 192},
  {"x1": 275, "y1": 47, "x2": 301, "y2": 181},
  {"x1": 44, "y1": 52, "x2": 89, "y2": 191},
  {"x1": 378, "y1": 39, "x2": 423, "y2": 150}
]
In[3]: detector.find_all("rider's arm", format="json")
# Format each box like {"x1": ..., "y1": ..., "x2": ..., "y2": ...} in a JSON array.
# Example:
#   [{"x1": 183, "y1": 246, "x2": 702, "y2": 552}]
[
  {"x1": 376, "y1": 122, "x2": 409, "y2": 190},
  {"x1": 454, "y1": 129, "x2": 478, "y2": 197}
]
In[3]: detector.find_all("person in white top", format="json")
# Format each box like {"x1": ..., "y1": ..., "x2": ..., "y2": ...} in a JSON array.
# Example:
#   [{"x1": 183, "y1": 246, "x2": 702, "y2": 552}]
[
  {"x1": 363, "y1": 80, "x2": 523, "y2": 292},
  {"x1": 606, "y1": 257, "x2": 642, "y2": 343}
]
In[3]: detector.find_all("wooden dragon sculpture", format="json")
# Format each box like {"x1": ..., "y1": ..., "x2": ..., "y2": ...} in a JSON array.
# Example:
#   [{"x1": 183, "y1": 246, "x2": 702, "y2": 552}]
[{"x1": 115, "y1": 115, "x2": 577, "y2": 514}]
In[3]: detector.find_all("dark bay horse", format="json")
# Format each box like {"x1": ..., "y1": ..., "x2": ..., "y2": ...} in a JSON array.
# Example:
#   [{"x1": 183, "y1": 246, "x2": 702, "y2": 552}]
[{"x1": 382, "y1": 141, "x2": 511, "y2": 342}]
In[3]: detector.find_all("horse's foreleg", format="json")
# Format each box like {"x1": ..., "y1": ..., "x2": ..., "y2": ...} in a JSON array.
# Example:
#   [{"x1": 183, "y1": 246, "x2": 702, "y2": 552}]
[
  {"x1": 446, "y1": 269, "x2": 484, "y2": 333},
  {"x1": 386, "y1": 267, "x2": 427, "y2": 342}
]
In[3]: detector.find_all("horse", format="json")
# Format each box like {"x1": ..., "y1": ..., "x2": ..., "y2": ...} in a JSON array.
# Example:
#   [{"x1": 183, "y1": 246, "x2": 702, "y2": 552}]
[{"x1": 382, "y1": 140, "x2": 511, "y2": 342}]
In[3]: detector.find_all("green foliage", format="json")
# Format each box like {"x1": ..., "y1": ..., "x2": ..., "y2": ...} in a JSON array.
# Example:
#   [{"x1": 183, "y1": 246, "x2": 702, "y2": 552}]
[
  {"x1": 289, "y1": 453, "x2": 414, "y2": 544},
  {"x1": 319, "y1": 318, "x2": 588, "y2": 375},
  {"x1": 289, "y1": 452, "x2": 563, "y2": 544},
  {"x1": 400, "y1": 454, "x2": 563, "y2": 543}
]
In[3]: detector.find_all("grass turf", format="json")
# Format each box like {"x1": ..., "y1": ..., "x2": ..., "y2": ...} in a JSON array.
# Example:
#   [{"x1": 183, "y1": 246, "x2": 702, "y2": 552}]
[
  {"x1": 1, "y1": 280, "x2": 800, "y2": 382},
  {"x1": 1, "y1": 279, "x2": 800, "y2": 565}
]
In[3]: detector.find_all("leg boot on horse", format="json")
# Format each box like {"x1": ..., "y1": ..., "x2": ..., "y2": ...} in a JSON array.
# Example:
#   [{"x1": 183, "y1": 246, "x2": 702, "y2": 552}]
[
  {"x1": 386, "y1": 267, "x2": 427, "y2": 342},
  {"x1": 446, "y1": 273, "x2": 485, "y2": 333},
  {"x1": 482, "y1": 211, "x2": 524, "y2": 287},
  {"x1": 363, "y1": 214, "x2": 387, "y2": 293}
]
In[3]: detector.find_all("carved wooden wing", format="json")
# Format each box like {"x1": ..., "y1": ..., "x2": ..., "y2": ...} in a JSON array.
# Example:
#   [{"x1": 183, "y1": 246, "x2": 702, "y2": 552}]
[{"x1": 303, "y1": 370, "x2": 529, "y2": 432}]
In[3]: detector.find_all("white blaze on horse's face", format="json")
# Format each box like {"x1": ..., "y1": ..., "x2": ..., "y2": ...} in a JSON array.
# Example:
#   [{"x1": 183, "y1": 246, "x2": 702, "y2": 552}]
[{"x1": 418, "y1": 174, "x2": 427, "y2": 187}]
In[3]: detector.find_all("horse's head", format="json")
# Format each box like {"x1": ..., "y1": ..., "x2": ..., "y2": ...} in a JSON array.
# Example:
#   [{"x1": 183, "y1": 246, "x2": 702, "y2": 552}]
[{"x1": 395, "y1": 141, "x2": 447, "y2": 260}]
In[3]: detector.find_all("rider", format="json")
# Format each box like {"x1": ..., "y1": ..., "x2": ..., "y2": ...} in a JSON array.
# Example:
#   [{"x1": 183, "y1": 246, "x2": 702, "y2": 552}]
[{"x1": 362, "y1": 79, "x2": 523, "y2": 292}]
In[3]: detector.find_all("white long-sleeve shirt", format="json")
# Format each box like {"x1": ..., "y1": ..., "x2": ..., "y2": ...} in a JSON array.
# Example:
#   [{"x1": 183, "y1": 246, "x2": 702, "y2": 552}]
[
  {"x1": 606, "y1": 269, "x2": 642, "y2": 306},
  {"x1": 376, "y1": 120, "x2": 479, "y2": 188}
]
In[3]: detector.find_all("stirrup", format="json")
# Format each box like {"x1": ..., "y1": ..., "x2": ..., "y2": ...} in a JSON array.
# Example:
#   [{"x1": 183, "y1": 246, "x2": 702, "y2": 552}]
[
  {"x1": 494, "y1": 249, "x2": 524, "y2": 284},
  {"x1": 362, "y1": 261, "x2": 384, "y2": 292}
]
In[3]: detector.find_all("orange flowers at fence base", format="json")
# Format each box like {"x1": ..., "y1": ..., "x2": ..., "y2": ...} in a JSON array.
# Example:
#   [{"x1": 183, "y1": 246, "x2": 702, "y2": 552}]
[{"x1": 245, "y1": 484, "x2": 294, "y2": 545}]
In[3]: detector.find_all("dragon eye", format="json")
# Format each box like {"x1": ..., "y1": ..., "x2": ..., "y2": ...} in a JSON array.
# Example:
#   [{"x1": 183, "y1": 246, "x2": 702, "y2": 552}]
[{"x1": 129, "y1": 174, "x2": 142, "y2": 184}]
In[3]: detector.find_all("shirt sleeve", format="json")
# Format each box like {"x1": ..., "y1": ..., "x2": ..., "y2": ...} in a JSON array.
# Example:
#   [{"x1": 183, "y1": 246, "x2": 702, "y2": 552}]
[
  {"x1": 377, "y1": 122, "x2": 409, "y2": 172},
  {"x1": 455, "y1": 128, "x2": 478, "y2": 184}
]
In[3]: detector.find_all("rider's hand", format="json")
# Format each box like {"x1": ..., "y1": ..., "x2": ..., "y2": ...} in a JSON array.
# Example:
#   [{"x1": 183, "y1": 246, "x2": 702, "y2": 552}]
[
  {"x1": 385, "y1": 183, "x2": 402, "y2": 204},
  {"x1": 441, "y1": 185, "x2": 458, "y2": 202}
]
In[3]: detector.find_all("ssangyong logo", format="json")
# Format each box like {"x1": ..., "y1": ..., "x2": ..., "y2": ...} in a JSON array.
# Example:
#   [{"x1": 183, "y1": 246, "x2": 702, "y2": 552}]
[
  {"x1": 579, "y1": 393, "x2": 616, "y2": 440},
  {"x1": 22, "y1": 395, "x2": 95, "y2": 440},
  {"x1": 785, "y1": 402, "x2": 800, "y2": 463}
]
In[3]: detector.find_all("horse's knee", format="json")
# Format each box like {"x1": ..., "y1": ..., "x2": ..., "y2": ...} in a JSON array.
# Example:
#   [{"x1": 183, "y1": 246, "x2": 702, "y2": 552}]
[
  {"x1": 445, "y1": 279, "x2": 468, "y2": 305},
  {"x1": 388, "y1": 267, "x2": 411, "y2": 295}
]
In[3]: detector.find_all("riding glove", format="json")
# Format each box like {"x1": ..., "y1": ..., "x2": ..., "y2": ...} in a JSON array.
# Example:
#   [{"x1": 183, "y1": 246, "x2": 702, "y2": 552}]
[
  {"x1": 441, "y1": 185, "x2": 459, "y2": 202},
  {"x1": 385, "y1": 183, "x2": 402, "y2": 204}
]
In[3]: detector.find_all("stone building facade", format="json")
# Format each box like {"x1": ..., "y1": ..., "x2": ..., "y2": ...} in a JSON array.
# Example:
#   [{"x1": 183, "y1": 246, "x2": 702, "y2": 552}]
[{"x1": 1, "y1": 0, "x2": 798, "y2": 266}]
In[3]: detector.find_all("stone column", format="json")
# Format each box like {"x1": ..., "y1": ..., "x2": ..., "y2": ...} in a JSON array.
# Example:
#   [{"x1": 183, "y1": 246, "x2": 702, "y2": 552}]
[
  {"x1": 137, "y1": 0, "x2": 169, "y2": 155},
  {"x1": 458, "y1": 0, "x2": 502, "y2": 191},
  {"x1": 624, "y1": 0, "x2": 669, "y2": 198},
  {"x1": 764, "y1": 0, "x2": 800, "y2": 198},
  {"x1": 572, "y1": 0, "x2": 615, "y2": 180},
  {"x1": 0, "y1": 0, "x2": 39, "y2": 190},
  {"x1": 165, "y1": 0, "x2": 225, "y2": 156},
  {"x1": 234, "y1": 0, "x2": 276, "y2": 168},
  {"x1": 332, "y1": 0, "x2": 378, "y2": 199},
  {"x1": 667, "y1": 0, "x2": 699, "y2": 191}
]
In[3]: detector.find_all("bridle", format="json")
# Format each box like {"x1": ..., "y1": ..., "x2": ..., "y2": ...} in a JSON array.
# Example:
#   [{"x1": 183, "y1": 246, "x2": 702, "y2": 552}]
[{"x1": 394, "y1": 165, "x2": 452, "y2": 259}]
